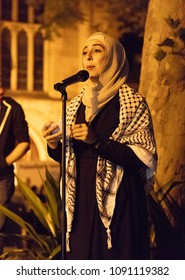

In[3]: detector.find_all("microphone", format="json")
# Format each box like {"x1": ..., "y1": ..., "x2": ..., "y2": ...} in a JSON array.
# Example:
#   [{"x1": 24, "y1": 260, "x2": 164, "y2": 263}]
[{"x1": 54, "y1": 70, "x2": 89, "y2": 91}]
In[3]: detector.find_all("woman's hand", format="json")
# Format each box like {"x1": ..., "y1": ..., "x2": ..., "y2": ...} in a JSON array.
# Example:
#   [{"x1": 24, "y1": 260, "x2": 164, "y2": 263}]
[
  {"x1": 71, "y1": 123, "x2": 97, "y2": 144},
  {"x1": 42, "y1": 121, "x2": 62, "y2": 149}
]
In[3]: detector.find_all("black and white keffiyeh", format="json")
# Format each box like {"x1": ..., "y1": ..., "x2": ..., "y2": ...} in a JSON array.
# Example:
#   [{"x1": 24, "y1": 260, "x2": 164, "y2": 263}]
[{"x1": 63, "y1": 84, "x2": 157, "y2": 251}]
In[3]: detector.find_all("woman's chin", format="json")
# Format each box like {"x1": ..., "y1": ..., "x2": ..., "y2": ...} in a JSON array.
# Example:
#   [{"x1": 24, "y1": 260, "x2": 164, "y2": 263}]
[{"x1": 89, "y1": 76, "x2": 99, "y2": 84}]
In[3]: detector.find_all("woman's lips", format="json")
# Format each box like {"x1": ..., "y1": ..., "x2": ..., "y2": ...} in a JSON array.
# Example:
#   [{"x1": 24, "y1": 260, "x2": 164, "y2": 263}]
[{"x1": 86, "y1": 66, "x2": 95, "y2": 70}]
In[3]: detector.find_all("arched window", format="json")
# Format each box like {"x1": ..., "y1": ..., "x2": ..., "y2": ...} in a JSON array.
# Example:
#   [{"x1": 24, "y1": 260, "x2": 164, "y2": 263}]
[
  {"x1": 18, "y1": 0, "x2": 28, "y2": 22},
  {"x1": 1, "y1": 28, "x2": 11, "y2": 88},
  {"x1": 34, "y1": 3, "x2": 44, "y2": 24},
  {"x1": 1, "y1": 0, "x2": 12, "y2": 21},
  {"x1": 17, "y1": 30, "x2": 27, "y2": 89},
  {"x1": 34, "y1": 32, "x2": 43, "y2": 90}
]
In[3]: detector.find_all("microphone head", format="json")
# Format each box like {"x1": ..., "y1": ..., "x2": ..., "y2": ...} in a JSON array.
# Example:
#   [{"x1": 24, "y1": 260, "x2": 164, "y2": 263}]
[
  {"x1": 77, "y1": 70, "x2": 89, "y2": 82},
  {"x1": 54, "y1": 70, "x2": 89, "y2": 92}
]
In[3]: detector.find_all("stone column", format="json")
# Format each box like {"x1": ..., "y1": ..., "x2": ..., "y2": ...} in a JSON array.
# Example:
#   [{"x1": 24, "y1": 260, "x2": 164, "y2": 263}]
[{"x1": 11, "y1": 26, "x2": 17, "y2": 90}]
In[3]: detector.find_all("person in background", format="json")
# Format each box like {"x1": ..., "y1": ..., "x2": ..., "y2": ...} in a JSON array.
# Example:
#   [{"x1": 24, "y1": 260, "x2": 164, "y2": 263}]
[
  {"x1": 42, "y1": 32, "x2": 157, "y2": 260},
  {"x1": 0, "y1": 81, "x2": 30, "y2": 254}
]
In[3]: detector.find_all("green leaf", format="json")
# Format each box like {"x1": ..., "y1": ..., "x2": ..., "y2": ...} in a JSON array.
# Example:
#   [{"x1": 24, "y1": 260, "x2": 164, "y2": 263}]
[
  {"x1": 0, "y1": 205, "x2": 50, "y2": 253},
  {"x1": 0, "y1": 248, "x2": 38, "y2": 260},
  {"x1": 157, "y1": 180, "x2": 184, "y2": 202},
  {"x1": 155, "y1": 178, "x2": 174, "y2": 201},
  {"x1": 0, "y1": 168, "x2": 62, "y2": 259},
  {"x1": 154, "y1": 49, "x2": 166, "y2": 61},
  {"x1": 16, "y1": 175, "x2": 56, "y2": 236},
  {"x1": 48, "y1": 244, "x2": 61, "y2": 260},
  {"x1": 45, "y1": 168, "x2": 61, "y2": 229},
  {"x1": 38, "y1": 166, "x2": 61, "y2": 230}
]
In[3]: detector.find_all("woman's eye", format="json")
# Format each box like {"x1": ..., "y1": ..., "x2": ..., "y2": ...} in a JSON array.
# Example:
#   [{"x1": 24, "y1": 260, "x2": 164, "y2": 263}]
[
  {"x1": 82, "y1": 51, "x2": 87, "y2": 55},
  {"x1": 94, "y1": 49, "x2": 101, "y2": 53}
]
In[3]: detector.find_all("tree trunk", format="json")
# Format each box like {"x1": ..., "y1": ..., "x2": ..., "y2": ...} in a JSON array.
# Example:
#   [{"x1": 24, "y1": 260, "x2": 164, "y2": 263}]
[{"x1": 139, "y1": 0, "x2": 185, "y2": 189}]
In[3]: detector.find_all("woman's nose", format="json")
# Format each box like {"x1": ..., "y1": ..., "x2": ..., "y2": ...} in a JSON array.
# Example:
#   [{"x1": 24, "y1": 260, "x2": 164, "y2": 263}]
[{"x1": 86, "y1": 52, "x2": 92, "y2": 60}]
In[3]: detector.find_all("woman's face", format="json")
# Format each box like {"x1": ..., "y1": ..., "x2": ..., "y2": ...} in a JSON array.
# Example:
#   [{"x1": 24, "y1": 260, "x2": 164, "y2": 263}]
[{"x1": 82, "y1": 39, "x2": 105, "y2": 83}]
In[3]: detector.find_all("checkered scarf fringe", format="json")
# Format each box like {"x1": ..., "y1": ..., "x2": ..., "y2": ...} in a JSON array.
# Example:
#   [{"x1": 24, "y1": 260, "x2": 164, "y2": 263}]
[{"x1": 64, "y1": 84, "x2": 157, "y2": 251}]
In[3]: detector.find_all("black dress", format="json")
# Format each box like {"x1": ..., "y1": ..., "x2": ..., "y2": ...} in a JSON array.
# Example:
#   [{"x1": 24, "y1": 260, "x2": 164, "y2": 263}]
[{"x1": 48, "y1": 94, "x2": 149, "y2": 260}]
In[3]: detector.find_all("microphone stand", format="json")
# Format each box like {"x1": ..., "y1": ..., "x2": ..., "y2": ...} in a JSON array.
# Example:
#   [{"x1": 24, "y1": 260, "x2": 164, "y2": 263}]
[
  {"x1": 55, "y1": 85, "x2": 67, "y2": 260},
  {"x1": 53, "y1": 71, "x2": 89, "y2": 259}
]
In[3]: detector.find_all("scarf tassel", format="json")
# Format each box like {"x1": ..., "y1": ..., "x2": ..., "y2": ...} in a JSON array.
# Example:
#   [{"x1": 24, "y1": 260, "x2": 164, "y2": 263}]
[
  {"x1": 106, "y1": 227, "x2": 112, "y2": 249},
  {"x1": 66, "y1": 229, "x2": 112, "y2": 253},
  {"x1": 66, "y1": 231, "x2": 70, "y2": 252}
]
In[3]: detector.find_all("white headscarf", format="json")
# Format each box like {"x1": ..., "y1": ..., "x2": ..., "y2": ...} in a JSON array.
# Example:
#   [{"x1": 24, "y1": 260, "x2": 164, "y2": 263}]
[{"x1": 82, "y1": 32, "x2": 129, "y2": 122}]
